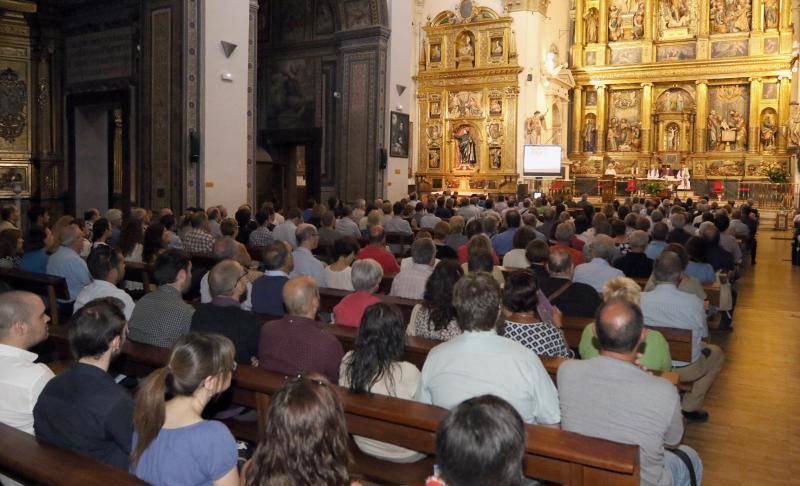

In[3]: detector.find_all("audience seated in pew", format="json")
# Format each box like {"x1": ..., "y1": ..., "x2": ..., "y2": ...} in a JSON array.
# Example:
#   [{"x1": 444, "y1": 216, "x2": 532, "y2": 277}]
[
  {"x1": 559, "y1": 298, "x2": 703, "y2": 486},
  {"x1": 34, "y1": 298, "x2": 133, "y2": 469},
  {"x1": 356, "y1": 225, "x2": 400, "y2": 274},
  {"x1": 613, "y1": 230, "x2": 654, "y2": 279},
  {"x1": 74, "y1": 246, "x2": 136, "y2": 320},
  {"x1": 415, "y1": 272, "x2": 560, "y2": 426},
  {"x1": 406, "y1": 259, "x2": 464, "y2": 341},
  {"x1": 539, "y1": 248, "x2": 602, "y2": 318},
  {"x1": 552, "y1": 221, "x2": 585, "y2": 267},
  {"x1": 461, "y1": 235, "x2": 504, "y2": 285},
  {"x1": 646, "y1": 222, "x2": 670, "y2": 260},
  {"x1": 46, "y1": 223, "x2": 91, "y2": 303},
  {"x1": 19, "y1": 225, "x2": 52, "y2": 274},
  {"x1": 579, "y1": 276, "x2": 673, "y2": 372},
  {"x1": 525, "y1": 239, "x2": 551, "y2": 282},
  {"x1": 131, "y1": 333, "x2": 239, "y2": 486},
  {"x1": 324, "y1": 236, "x2": 359, "y2": 291},
  {"x1": 644, "y1": 243, "x2": 708, "y2": 302},
  {"x1": 259, "y1": 276, "x2": 344, "y2": 382},
  {"x1": 390, "y1": 238, "x2": 436, "y2": 300},
  {"x1": 457, "y1": 220, "x2": 500, "y2": 265},
  {"x1": 339, "y1": 303, "x2": 425, "y2": 463},
  {"x1": 128, "y1": 250, "x2": 194, "y2": 348},
  {"x1": 291, "y1": 223, "x2": 327, "y2": 288},
  {"x1": 501, "y1": 225, "x2": 538, "y2": 269},
  {"x1": 432, "y1": 221, "x2": 458, "y2": 261},
  {"x1": 334, "y1": 259, "x2": 383, "y2": 327},
  {"x1": 199, "y1": 237, "x2": 260, "y2": 311},
  {"x1": 573, "y1": 234, "x2": 624, "y2": 293},
  {"x1": 191, "y1": 260, "x2": 260, "y2": 366},
  {"x1": 641, "y1": 252, "x2": 725, "y2": 422},
  {"x1": 250, "y1": 241, "x2": 292, "y2": 316},
  {"x1": 0, "y1": 291, "x2": 54, "y2": 435}
]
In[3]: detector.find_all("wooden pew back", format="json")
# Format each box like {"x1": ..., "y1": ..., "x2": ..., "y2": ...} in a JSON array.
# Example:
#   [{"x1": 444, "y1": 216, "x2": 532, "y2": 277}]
[{"x1": 0, "y1": 268, "x2": 69, "y2": 326}]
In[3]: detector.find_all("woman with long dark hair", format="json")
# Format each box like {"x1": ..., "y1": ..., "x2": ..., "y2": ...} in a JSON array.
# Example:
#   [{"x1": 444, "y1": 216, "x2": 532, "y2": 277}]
[
  {"x1": 117, "y1": 219, "x2": 144, "y2": 263},
  {"x1": 408, "y1": 259, "x2": 463, "y2": 341},
  {"x1": 131, "y1": 333, "x2": 238, "y2": 486},
  {"x1": 142, "y1": 223, "x2": 168, "y2": 263},
  {"x1": 244, "y1": 376, "x2": 360, "y2": 486},
  {"x1": 340, "y1": 303, "x2": 424, "y2": 463}
]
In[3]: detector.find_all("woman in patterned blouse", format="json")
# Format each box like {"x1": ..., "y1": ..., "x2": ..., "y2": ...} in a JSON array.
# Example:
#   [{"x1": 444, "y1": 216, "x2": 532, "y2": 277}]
[
  {"x1": 500, "y1": 269, "x2": 570, "y2": 358},
  {"x1": 407, "y1": 259, "x2": 464, "y2": 341}
]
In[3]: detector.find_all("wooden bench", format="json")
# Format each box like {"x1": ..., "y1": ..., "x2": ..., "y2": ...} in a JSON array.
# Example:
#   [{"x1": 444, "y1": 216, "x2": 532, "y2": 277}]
[
  {"x1": 0, "y1": 268, "x2": 70, "y2": 326},
  {"x1": 123, "y1": 262, "x2": 155, "y2": 293},
  {"x1": 631, "y1": 277, "x2": 721, "y2": 307},
  {"x1": 386, "y1": 232, "x2": 415, "y2": 257},
  {"x1": 318, "y1": 287, "x2": 417, "y2": 323},
  {"x1": 0, "y1": 422, "x2": 145, "y2": 485}
]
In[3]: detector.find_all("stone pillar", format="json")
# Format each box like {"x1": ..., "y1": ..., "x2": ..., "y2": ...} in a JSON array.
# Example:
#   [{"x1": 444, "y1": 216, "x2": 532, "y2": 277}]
[
  {"x1": 752, "y1": 0, "x2": 763, "y2": 31},
  {"x1": 695, "y1": 80, "x2": 709, "y2": 152},
  {"x1": 748, "y1": 77, "x2": 762, "y2": 153},
  {"x1": 778, "y1": 75, "x2": 791, "y2": 152},
  {"x1": 698, "y1": 0, "x2": 710, "y2": 36},
  {"x1": 641, "y1": 82, "x2": 653, "y2": 153},
  {"x1": 247, "y1": 0, "x2": 258, "y2": 206},
  {"x1": 574, "y1": 0, "x2": 585, "y2": 45},
  {"x1": 572, "y1": 85, "x2": 584, "y2": 154},
  {"x1": 598, "y1": 0, "x2": 609, "y2": 44},
  {"x1": 644, "y1": 0, "x2": 654, "y2": 40},
  {"x1": 597, "y1": 84, "x2": 608, "y2": 153}
]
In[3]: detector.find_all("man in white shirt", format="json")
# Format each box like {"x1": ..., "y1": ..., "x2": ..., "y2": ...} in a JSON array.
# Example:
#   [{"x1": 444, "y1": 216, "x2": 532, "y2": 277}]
[
  {"x1": 416, "y1": 272, "x2": 560, "y2": 425},
  {"x1": 390, "y1": 238, "x2": 435, "y2": 300},
  {"x1": 199, "y1": 237, "x2": 257, "y2": 311},
  {"x1": 641, "y1": 252, "x2": 724, "y2": 422},
  {"x1": 0, "y1": 291, "x2": 54, "y2": 435},
  {"x1": 74, "y1": 246, "x2": 136, "y2": 320},
  {"x1": 272, "y1": 208, "x2": 302, "y2": 249},
  {"x1": 573, "y1": 234, "x2": 624, "y2": 293},
  {"x1": 290, "y1": 224, "x2": 327, "y2": 288}
]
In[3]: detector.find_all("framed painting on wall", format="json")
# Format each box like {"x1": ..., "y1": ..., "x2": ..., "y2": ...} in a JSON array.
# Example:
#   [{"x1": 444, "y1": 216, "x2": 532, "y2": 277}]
[{"x1": 390, "y1": 111, "x2": 409, "y2": 158}]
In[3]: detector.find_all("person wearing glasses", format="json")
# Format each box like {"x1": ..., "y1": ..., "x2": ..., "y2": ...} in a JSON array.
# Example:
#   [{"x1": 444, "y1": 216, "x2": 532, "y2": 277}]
[
  {"x1": 191, "y1": 260, "x2": 261, "y2": 366},
  {"x1": 131, "y1": 333, "x2": 239, "y2": 486}
]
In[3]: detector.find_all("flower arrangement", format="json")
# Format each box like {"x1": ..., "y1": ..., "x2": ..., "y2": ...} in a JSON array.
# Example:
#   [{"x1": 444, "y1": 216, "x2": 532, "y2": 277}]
[
  {"x1": 758, "y1": 160, "x2": 790, "y2": 183},
  {"x1": 640, "y1": 181, "x2": 667, "y2": 196}
]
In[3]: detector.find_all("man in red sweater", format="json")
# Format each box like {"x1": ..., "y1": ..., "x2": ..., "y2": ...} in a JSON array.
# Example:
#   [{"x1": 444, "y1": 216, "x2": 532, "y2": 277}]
[{"x1": 356, "y1": 225, "x2": 400, "y2": 274}]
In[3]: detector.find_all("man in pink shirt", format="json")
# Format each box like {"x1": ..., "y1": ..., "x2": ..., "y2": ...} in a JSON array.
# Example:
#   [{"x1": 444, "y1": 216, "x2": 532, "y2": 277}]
[
  {"x1": 356, "y1": 225, "x2": 400, "y2": 274},
  {"x1": 333, "y1": 259, "x2": 383, "y2": 327}
]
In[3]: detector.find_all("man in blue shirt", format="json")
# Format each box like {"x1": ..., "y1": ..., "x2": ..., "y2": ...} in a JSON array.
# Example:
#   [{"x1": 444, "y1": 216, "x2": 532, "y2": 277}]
[
  {"x1": 46, "y1": 224, "x2": 91, "y2": 302},
  {"x1": 491, "y1": 209, "x2": 521, "y2": 257},
  {"x1": 290, "y1": 224, "x2": 327, "y2": 288}
]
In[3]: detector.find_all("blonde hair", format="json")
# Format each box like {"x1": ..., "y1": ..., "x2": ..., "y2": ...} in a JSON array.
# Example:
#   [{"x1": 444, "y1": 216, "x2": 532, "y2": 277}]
[{"x1": 601, "y1": 276, "x2": 641, "y2": 305}]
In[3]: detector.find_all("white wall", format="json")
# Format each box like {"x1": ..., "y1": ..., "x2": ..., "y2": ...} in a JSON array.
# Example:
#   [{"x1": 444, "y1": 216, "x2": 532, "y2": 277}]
[
  {"x1": 384, "y1": 0, "x2": 415, "y2": 202},
  {"x1": 200, "y1": 0, "x2": 250, "y2": 211},
  {"x1": 74, "y1": 105, "x2": 109, "y2": 215}
]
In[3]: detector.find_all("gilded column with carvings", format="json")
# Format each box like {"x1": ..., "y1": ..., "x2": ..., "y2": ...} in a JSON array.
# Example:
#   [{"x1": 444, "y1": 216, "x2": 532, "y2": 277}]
[
  {"x1": 596, "y1": 84, "x2": 607, "y2": 153},
  {"x1": 644, "y1": 0, "x2": 654, "y2": 40},
  {"x1": 572, "y1": 85, "x2": 584, "y2": 153},
  {"x1": 598, "y1": 0, "x2": 609, "y2": 45},
  {"x1": 695, "y1": 80, "x2": 708, "y2": 152},
  {"x1": 572, "y1": 0, "x2": 585, "y2": 67},
  {"x1": 641, "y1": 82, "x2": 653, "y2": 153},
  {"x1": 697, "y1": 0, "x2": 710, "y2": 36},
  {"x1": 752, "y1": 0, "x2": 763, "y2": 31},
  {"x1": 748, "y1": 77, "x2": 762, "y2": 153},
  {"x1": 778, "y1": 75, "x2": 791, "y2": 152}
]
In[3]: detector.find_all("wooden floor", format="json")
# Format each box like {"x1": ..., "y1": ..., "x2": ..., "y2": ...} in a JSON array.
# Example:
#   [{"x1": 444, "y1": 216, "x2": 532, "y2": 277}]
[{"x1": 683, "y1": 230, "x2": 800, "y2": 485}]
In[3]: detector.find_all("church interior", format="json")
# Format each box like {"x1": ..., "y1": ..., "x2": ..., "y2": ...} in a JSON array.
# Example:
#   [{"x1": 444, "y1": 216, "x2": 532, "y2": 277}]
[{"x1": 1, "y1": 0, "x2": 800, "y2": 484}]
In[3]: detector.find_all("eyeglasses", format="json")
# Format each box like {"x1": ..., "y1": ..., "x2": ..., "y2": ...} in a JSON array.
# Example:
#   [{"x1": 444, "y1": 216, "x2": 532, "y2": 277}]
[{"x1": 284, "y1": 374, "x2": 327, "y2": 386}]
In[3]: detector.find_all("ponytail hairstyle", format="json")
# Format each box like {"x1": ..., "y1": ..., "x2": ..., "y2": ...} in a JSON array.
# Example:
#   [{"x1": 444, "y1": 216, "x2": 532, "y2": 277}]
[
  {"x1": 131, "y1": 333, "x2": 235, "y2": 465},
  {"x1": 245, "y1": 375, "x2": 352, "y2": 486}
]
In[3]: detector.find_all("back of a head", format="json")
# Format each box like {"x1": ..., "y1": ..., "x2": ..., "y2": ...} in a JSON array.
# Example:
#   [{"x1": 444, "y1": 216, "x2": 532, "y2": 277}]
[
  {"x1": 525, "y1": 239, "x2": 549, "y2": 265},
  {"x1": 594, "y1": 298, "x2": 644, "y2": 354},
  {"x1": 601, "y1": 276, "x2": 642, "y2": 305},
  {"x1": 160, "y1": 213, "x2": 176, "y2": 231},
  {"x1": 628, "y1": 230, "x2": 649, "y2": 250},
  {"x1": 410, "y1": 237, "x2": 436, "y2": 265},
  {"x1": 465, "y1": 219, "x2": 483, "y2": 239},
  {"x1": 554, "y1": 221, "x2": 574, "y2": 243},
  {"x1": 351, "y1": 258, "x2": 383, "y2": 292},
  {"x1": 449, "y1": 215, "x2": 465, "y2": 233},
  {"x1": 512, "y1": 226, "x2": 536, "y2": 250},
  {"x1": 392, "y1": 201, "x2": 404, "y2": 216},
  {"x1": 247, "y1": 376, "x2": 351, "y2": 486},
  {"x1": 69, "y1": 298, "x2": 127, "y2": 361},
  {"x1": 296, "y1": 224, "x2": 318, "y2": 245},
  {"x1": 87, "y1": 245, "x2": 122, "y2": 281},
  {"x1": 663, "y1": 243, "x2": 689, "y2": 269},
  {"x1": 286, "y1": 207, "x2": 302, "y2": 221},
  {"x1": 212, "y1": 236, "x2": 238, "y2": 262},
  {"x1": 283, "y1": 276, "x2": 319, "y2": 315},
  {"x1": 368, "y1": 225, "x2": 386, "y2": 245},
  {"x1": 59, "y1": 223, "x2": 81, "y2": 248},
  {"x1": 106, "y1": 208, "x2": 122, "y2": 224},
  {"x1": 547, "y1": 247, "x2": 573, "y2": 275},
  {"x1": 653, "y1": 251, "x2": 683, "y2": 284},
  {"x1": 91, "y1": 218, "x2": 111, "y2": 241},
  {"x1": 437, "y1": 395, "x2": 525, "y2": 486},
  {"x1": 502, "y1": 269, "x2": 539, "y2": 314},
  {"x1": 433, "y1": 221, "x2": 450, "y2": 240},
  {"x1": 321, "y1": 211, "x2": 335, "y2": 228},
  {"x1": 714, "y1": 212, "x2": 730, "y2": 233},
  {"x1": 333, "y1": 236, "x2": 360, "y2": 260},
  {"x1": 590, "y1": 234, "x2": 616, "y2": 262},
  {"x1": 610, "y1": 218, "x2": 627, "y2": 237},
  {"x1": 698, "y1": 221, "x2": 719, "y2": 244},
  {"x1": 190, "y1": 211, "x2": 207, "y2": 228},
  {"x1": 153, "y1": 249, "x2": 190, "y2": 285},
  {"x1": 220, "y1": 218, "x2": 239, "y2": 237},
  {"x1": 209, "y1": 260, "x2": 244, "y2": 298},
  {"x1": 684, "y1": 236, "x2": 707, "y2": 262},
  {"x1": 652, "y1": 222, "x2": 669, "y2": 241},
  {"x1": 347, "y1": 303, "x2": 406, "y2": 393},
  {"x1": 453, "y1": 272, "x2": 500, "y2": 332},
  {"x1": 670, "y1": 212, "x2": 686, "y2": 229},
  {"x1": 262, "y1": 241, "x2": 290, "y2": 271},
  {"x1": 505, "y1": 210, "x2": 521, "y2": 229}
]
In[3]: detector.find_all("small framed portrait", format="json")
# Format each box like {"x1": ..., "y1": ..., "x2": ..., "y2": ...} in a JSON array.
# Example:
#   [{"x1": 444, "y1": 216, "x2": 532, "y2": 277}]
[
  {"x1": 390, "y1": 111, "x2": 410, "y2": 158},
  {"x1": 428, "y1": 149, "x2": 441, "y2": 169},
  {"x1": 432, "y1": 178, "x2": 443, "y2": 189},
  {"x1": 489, "y1": 98, "x2": 502, "y2": 116},
  {"x1": 490, "y1": 37, "x2": 504, "y2": 57},
  {"x1": 429, "y1": 101, "x2": 441, "y2": 118},
  {"x1": 489, "y1": 147, "x2": 501, "y2": 169},
  {"x1": 585, "y1": 90, "x2": 597, "y2": 107},
  {"x1": 430, "y1": 43, "x2": 442, "y2": 63}
]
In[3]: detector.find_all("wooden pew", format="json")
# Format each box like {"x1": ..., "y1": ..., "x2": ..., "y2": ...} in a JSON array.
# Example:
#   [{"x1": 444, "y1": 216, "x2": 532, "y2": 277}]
[
  {"x1": 0, "y1": 268, "x2": 69, "y2": 326},
  {"x1": 111, "y1": 339, "x2": 640, "y2": 486},
  {"x1": 631, "y1": 277, "x2": 720, "y2": 307},
  {"x1": 386, "y1": 232, "x2": 415, "y2": 257},
  {"x1": 124, "y1": 262, "x2": 155, "y2": 293},
  {"x1": 0, "y1": 422, "x2": 145, "y2": 486},
  {"x1": 318, "y1": 287, "x2": 417, "y2": 323}
]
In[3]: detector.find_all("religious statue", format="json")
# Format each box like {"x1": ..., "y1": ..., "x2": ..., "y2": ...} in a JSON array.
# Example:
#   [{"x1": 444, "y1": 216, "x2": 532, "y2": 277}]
[
  {"x1": 730, "y1": 110, "x2": 747, "y2": 151},
  {"x1": 490, "y1": 148, "x2": 501, "y2": 169},
  {"x1": 661, "y1": 0, "x2": 690, "y2": 28},
  {"x1": 525, "y1": 111, "x2": 547, "y2": 145},
  {"x1": 490, "y1": 98, "x2": 502, "y2": 115},
  {"x1": 707, "y1": 110, "x2": 722, "y2": 151},
  {"x1": 608, "y1": 4, "x2": 622, "y2": 41},
  {"x1": 430, "y1": 101, "x2": 441, "y2": 117},
  {"x1": 428, "y1": 150, "x2": 441, "y2": 169},
  {"x1": 430, "y1": 44, "x2": 441, "y2": 62},
  {"x1": 789, "y1": 107, "x2": 800, "y2": 146},
  {"x1": 710, "y1": 0, "x2": 750, "y2": 33},
  {"x1": 453, "y1": 126, "x2": 477, "y2": 170},
  {"x1": 761, "y1": 114, "x2": 778, "y2": 151},
  {"x1": 666, "y1": 124, "x2": 680, "y2": 151},
  {"x1": 607, "y1": 117, "x2": 620, "y2": 151},
  {"x1": 456, "y1": 35, "x2": 475, "y2": 68},
  {"x1": 676, "y1": 163, "x2": 691, "y2": 190},
  {"x1": 583, "y1": 117, "x2": 597, "y2": 152},
  {"x1": 584, "y1": 9, "x2": 599, "y2": 43},
  {"x1": 764, "y1": 0, "x2": 779, "y2": 29},
  {"x1": 632, "y1": 3, "x2": 645, "y2": 39},
  {"x1": 491, "y1": 39, "x2": 503, "y2": 56}
]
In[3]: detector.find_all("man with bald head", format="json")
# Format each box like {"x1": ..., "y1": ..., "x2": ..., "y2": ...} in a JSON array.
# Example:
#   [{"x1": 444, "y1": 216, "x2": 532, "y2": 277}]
[
  {"x1": 191, "y1": 260, "x2": 261, "y2": 366},
  {"x1": 258, "y1": 276, "x2": 343, "y2": 382},
  {"x1": 199, "y1": 236, "x2": 259, "y2": 311},
  {"x1": 559, "y1": 298, "x2": 703, "y2": 486},
  {"x1": 573, "y1": 234, "x2": 624, "y2": 293},
  {"x1": 356, "y1": 225, "x2": 400, "y2": 274},
  {"x1": 0, "y1": 291, "x2": 54, "y2": 434}
]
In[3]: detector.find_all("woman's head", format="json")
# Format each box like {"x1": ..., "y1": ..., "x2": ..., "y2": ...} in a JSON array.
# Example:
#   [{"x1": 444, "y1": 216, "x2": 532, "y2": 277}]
[
  {"x1": 346, "y1": 303, "x2": 406, "y2": 394},
  {"x1": 423, "y1": 259, "x2": 464, "y2": 331},
  {"x1": 142, "y1": 223, "x2": 167, "y2": 263},
  {"x1": 684, "y1": 236, "x2": 707, "y2": 263},
  {"x1": 601, "y1": 276, "x2": 642, "y2": 305},
  {"x1": 333, "y1": 236, "x2": 360, "y2": 262},
  {"x1": 437, "y1": 395, "x2": 526, "y2": 486},
  {"x1": 246, "y1": 376, "x2": 351, "y2": 486},
  {"x1": 351, "y1": 258, "x2": 383, "y2": 292},
  {"x1": 23, "y1": 225, "x2": 52, "y2": 253},
  {"x1": 512, "y1": 226, "x2": 537, "y2": 250},
  {"x1": 117, "y1": 219, "x2": 144, "y2": 256},
  {"x1": 366, "y1": 209, "x2": 382, "y2": 228},
  {"x1": 132, "y1": 333, "x2": 235, "y2": 465},
  {"x1": 502, "y1": 269, "x2": 539, "y2": 314}
]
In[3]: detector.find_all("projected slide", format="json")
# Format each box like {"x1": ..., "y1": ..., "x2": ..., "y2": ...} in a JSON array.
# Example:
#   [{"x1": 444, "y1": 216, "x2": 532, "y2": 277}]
[{"x1": 523, "y1": 145, "x2": 562, "y2": 177}]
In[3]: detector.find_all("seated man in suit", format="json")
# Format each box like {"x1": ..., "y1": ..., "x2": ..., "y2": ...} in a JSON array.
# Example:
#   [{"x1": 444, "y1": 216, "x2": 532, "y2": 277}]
[
  {"x1": 251, "y1": 241, "x2": 293, "y2": 317},
  {"x1": 539, "y1": 248, "x2": 601, "y2": 318}
]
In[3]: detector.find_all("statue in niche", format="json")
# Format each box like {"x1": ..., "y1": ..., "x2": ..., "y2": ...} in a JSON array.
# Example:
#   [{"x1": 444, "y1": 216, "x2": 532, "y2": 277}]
[
  {"x1": 584, "y1": 9, "x2": 599, "y2": 43},
  {"x1": 607, "y1": 117, "x2": 620, "y2": 151},
  {"x1": 456, "y1": 34, "x2": 475, "y2": 68},
  {"x1": 661, "y1": 0, "x2": 690, "y2": 28},
  {"x1": 764, "y1": 0, "x2": 779, "y2": 29},
  {"x1": 525, "y1": 111, "x2": 547, "y2": 145},
  {"x1": 728, "y1": 110, "x2": 748, "y2": 151},
  {"x1": 707, "y1": 110, "x2": 722, "y2": 150},
  {"x1": 666, "y1": 123, "x2": 680, "y2": 151},
  {"x1": 583, "y1": 117, "x2": 597, "y2": 152},
  {"x1": 761, "y1": 114, "x2": 778, "y2": 150},
  {"x1": 490, "y1": 148, "x2": 501, "y2": 169},
  {"x1": 608, "y1": 4, "x2": 623, "y2": 41},
  {"x1": 453, "y1": 125, "x2": 477, "y2": 170},
  {"x1": 789, "y1": 107, "x2": 800, "y2": 146},
  {"x1": 632, "y1": 3, "x2": 645, "y2": 39}
]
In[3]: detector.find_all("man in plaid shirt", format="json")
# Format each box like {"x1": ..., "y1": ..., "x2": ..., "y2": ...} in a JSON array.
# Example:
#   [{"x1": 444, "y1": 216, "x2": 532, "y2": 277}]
[{"x1": 182, "y1": 212, "x2": 215, "y2": 254}]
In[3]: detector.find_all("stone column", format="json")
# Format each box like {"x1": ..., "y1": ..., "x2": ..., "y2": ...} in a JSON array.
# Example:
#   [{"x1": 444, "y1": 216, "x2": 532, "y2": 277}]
[
  {"x1": 644, "y1": 0, "x2": 654, "y2": 40},
  {"x1": 598, "y1": 0, "x2": 609, "y2": 44},
  {"x1": 698, "y1": 0, "x2": 710, "y2": 36},
  {"x1": 641, "y1": 82, "x2": 653, "y2": 153},
  {"x1": 574, "y1": 0, "x2": 585, "y2": 45},
  {"x1": 695, "y1": 80, "x2": 709, "y2": 152},
  {"x1": 597, "y1": 84, "x2": 608, "y2": 153},
  {"x1": 778, "y1": 75, "x2": 791, "y2": 152},
  {"x1": 748, "y1": 77, "x2": 762, "y2": 153},
  {"x1": 572, "y1": 85, "x2": 584, "y2": 154},
  {"x1": 752, "y1": 0, "x2": 763, "y2": 31}
]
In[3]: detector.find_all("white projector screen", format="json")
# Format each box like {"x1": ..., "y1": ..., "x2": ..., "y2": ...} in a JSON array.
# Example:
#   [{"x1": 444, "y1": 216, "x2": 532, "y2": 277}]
[{"x1": 523, "y1": 145, "x2": 562, "y2": 177}]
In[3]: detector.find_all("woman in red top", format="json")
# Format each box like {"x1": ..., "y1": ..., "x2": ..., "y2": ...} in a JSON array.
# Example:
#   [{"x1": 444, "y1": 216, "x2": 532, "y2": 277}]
[{"x1": 333, "y1": 258, "x2": 383, "y2": 327}]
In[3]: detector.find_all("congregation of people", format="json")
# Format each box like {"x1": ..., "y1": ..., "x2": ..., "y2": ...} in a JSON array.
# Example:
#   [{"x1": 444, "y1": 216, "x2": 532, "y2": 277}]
[{"x1": 0, "y1": 190, "x2": 759, "y2": 485}]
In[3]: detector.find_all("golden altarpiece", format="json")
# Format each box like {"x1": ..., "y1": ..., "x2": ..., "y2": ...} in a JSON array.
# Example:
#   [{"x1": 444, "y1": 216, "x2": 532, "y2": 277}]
[
  {"x1": 415, "y1": 2, "x2": 522, "y2": 194},
  {"x1": 569, "y1": 0, "x2": 794, "y2": 186}
]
